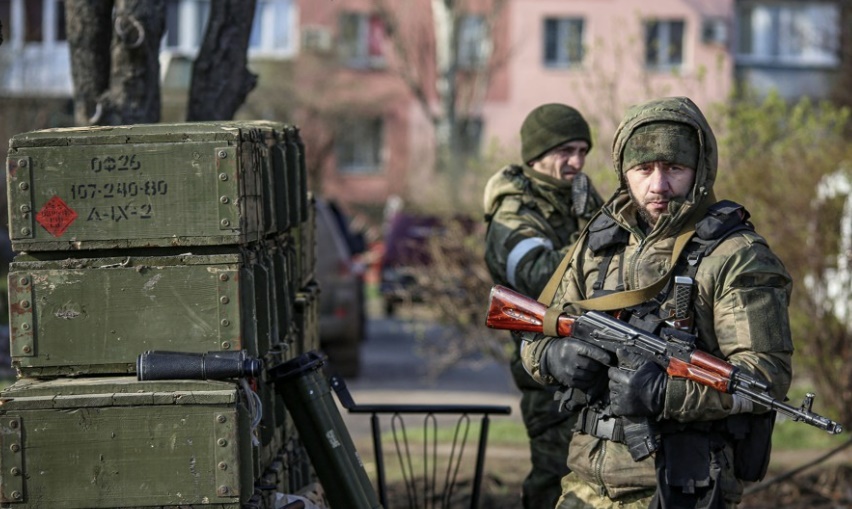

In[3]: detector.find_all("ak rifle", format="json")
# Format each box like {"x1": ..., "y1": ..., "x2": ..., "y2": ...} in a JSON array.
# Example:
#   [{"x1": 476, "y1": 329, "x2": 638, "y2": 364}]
[{"x1": 485, "y1": 284, "x2": 843, "y2": 435}]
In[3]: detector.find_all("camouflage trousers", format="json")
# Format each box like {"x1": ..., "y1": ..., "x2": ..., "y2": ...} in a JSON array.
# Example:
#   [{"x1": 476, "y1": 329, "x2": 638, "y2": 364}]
[
  {"x1": 555, "y1": 474, "x2": 654, "y2": 509},
  {"x1": 554, "y1": 470, "x2": 740, "y2": 509},
  {"x1": 512, "y1": 354, "x2": 574, "y2": 509}
]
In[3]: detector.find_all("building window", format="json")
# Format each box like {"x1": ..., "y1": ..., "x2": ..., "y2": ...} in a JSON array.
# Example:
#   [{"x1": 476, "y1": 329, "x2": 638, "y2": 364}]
[
  {"x1": 338, "y1": 11, "x2": 385, "y2": 69},
  {"x1": 164, "y1": 0, "x2": 209, "y2": 53},
  {"x1": 23, "y1": 0, "x2": 42, "y2": 42},
  {"x1": 458, "y1": 14, "x2": 489, "y2": 69},
  {"x1": 736, "y1": 2, "x2": 839, "y2": 67},
  {"x1": 249, "y1": 0, "x2": 296, "y2": 57},
  {"x1": 0, "y1": 1, "x2": 11, "y2": 41},
  {"x1": 336, "y1": 118, "x2": 383, "y2": 174},
  {"x1": 645, "y1": 19, "x2": 685, "y2": 70},
  {"x1": 543, "y1": 17, "x2": 584, "y2": 68},
  {"x1": 163, "y1": 0, "x2": 295, "y2": 57},
  {"x1": 0, "y1": 0, "x2": 66, "y2": 46}
]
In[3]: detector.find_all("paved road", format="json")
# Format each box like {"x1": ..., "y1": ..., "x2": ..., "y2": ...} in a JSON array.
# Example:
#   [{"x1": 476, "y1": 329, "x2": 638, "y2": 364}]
[{"x1": 337, "y1": 316, "x2": 522, "y2": 439}]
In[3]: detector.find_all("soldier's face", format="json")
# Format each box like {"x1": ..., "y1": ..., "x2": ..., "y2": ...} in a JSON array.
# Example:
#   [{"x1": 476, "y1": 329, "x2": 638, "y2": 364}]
[
  {"x1": 625, "y1": 161, "x2": 695, "y2": 224},
  {"x1": 530, "y1": 140, "x2": 589, "y2": 181}
]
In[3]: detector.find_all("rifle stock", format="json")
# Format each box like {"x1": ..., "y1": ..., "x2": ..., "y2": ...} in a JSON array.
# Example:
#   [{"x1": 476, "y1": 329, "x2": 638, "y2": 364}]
[{"x1": 486, "y1": 284, "x2": 576, "y2": 337}]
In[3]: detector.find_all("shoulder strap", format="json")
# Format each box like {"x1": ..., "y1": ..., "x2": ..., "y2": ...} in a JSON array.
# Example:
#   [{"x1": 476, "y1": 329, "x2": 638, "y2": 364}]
[
  {"x1": 537, "y1": 230, "x2": 582, "y2": 305},
  {"x1": 541, "y1": 226, "x2": 696, "y2": 336},
  {"x1": 571, "y1": 226, "x2": 697, "y2": 311},
  {"x1": 538, "y1": 194, "x2": 716, "y2": 336}
]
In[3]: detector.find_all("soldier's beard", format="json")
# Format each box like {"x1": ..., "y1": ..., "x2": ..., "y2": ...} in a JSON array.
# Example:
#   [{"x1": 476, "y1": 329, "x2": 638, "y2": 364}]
[{"x1": 627, "y1": 188, "x2": 660, "y2": 227}]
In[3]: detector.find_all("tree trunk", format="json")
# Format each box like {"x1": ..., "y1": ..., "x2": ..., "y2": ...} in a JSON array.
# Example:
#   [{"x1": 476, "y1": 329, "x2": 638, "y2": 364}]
[
  {"x1": 65, "y1": 0, "x2": 114, "y2": 125},
  {"x1": 96, "y1": 0, "x2": 166, "y2": 125},
  {"x1": 187, "y1": 0, "x2": 258, "y2": 121},
  {"x1": 66, "y1": 0, "x2": 165, "y2": 125}
]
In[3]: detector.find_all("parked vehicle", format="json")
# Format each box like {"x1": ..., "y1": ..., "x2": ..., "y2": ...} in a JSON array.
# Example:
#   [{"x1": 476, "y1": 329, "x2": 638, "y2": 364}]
[
  {"x1": 315, "y1": 197, "x2": 367, "y2": 378},
  {"x1": 379, "y1": 212, "x2": 482, "y2": 316},
  {"x1": 378, "y1": 213, "x2": 442, "y2": 316}
]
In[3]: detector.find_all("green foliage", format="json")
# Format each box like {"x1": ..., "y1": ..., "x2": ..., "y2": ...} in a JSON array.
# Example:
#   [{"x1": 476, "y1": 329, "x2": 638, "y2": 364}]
[
  {"x1": 401, "y1": 215, "x2": 512, "y2": 374},
  {"x1": 716, "y1": 91, "x2": 852, "y2": 425}
]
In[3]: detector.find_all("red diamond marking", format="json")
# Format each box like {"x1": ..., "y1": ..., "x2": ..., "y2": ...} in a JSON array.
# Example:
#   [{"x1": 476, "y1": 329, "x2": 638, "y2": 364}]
[{"x1": 36, "y1": 195, "x2": 78, "y2": 237}]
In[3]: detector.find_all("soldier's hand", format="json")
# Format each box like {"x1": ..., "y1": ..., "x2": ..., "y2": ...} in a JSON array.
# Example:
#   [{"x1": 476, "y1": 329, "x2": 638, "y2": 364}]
[
  {"x1": 608, "y1": 348, "x2": 667, "y2": 417},
  {"x1": 543, "y1": 338, "x2": 611, "y2": 390}
]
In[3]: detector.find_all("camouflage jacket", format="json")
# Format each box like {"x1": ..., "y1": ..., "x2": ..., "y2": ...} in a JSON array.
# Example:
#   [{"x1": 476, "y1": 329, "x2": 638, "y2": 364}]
[
  {"x1": 521, "y1": 97, "x2": 794, "y2": 500},
  {"x1": 483, "y1": 164, "x2": 602, "y2": 298}
]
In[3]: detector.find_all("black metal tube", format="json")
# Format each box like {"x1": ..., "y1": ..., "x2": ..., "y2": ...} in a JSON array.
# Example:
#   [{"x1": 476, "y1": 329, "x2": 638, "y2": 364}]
[
  {"x1": 136, "y1": 350, "x2": 262, "y2": 381},
  {"x1": 471, "y1": 414, "x2": 491, "y2": 509},
  {"x1": 371, "y1": 413, "x2": 388, "y2": 509},
  {"x1": 270, "y1": 352, "x2": 382, "y2": 509},
  {"x1": 346, "y1": 404, "x2": 511, "y2": 415}
]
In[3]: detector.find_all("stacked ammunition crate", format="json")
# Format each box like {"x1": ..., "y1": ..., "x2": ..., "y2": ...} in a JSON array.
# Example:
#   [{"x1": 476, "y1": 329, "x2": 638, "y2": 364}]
[{"x1": 1, "y1": 122, "x2": 320, "y2": 508}]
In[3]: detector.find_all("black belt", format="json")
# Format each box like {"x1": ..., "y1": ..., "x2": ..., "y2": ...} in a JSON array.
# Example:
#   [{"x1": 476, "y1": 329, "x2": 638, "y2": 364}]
[{"x1": 576, "y1": 407, "x2": 626, "y2": 443}]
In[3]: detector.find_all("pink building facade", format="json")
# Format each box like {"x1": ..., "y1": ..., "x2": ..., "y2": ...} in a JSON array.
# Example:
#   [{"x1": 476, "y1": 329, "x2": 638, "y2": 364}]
[
  {"x1": 291, "y1": 0, "x2": 735, "y2": 211},
  {"x1": 487, "y1": 0, "x2": 734, "y2": 165},
  {"x1": 0, "y1": 0, "x2": 738, "y2": 212}
]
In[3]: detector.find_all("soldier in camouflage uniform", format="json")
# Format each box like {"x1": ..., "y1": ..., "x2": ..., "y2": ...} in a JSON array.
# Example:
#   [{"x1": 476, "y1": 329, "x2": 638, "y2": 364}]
[
  {"x1": 522, "y1": 97, "x2": 793, "y2": 508},
  {"x1": 483, "y1": 103, "x2": 604, "y2": 509}
]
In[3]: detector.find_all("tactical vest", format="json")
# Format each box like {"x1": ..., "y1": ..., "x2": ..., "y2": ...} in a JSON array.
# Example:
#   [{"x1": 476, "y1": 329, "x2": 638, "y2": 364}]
[
  {"x1": 588, "y1": 200, "x2": 755, "y2": 335},
  {"x1": 574, "y1": 200, "x2": 775, "y2": 488}
]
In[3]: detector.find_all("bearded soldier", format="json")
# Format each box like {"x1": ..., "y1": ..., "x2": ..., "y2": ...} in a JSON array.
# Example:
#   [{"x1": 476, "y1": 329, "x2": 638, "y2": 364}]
[
  {"x1": 483, "y1": 103, "x2": 604, "y2": 509},
  {"x1": 521, "y1": 96, "x2": 793, "y2": 508}
]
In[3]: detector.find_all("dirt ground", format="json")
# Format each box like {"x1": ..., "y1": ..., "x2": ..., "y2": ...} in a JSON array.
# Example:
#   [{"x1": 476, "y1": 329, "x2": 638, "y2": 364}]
[
  {"x1": 739, "y1": 464, "x2": 852, "y2": 508},
  {"x1": 382, "y1": 467, "x2": 852, "y2": 509},
  {"x1": 378, "y1": 453, "x2": 852, "y2": 509}
]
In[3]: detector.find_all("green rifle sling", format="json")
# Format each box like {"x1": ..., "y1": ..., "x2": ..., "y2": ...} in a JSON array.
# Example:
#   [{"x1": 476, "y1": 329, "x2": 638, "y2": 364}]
[{"x1": 538, "y1": 222, "x2": 699, "y2": 338}]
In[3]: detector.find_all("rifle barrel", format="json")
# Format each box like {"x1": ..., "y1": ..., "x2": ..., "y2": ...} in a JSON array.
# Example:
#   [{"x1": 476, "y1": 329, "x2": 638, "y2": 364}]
[{"x1": 736, "y1": 386, "x2": 842, "y2": 434}]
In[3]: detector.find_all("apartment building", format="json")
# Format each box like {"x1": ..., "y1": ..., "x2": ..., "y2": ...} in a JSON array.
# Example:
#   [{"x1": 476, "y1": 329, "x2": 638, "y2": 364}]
[
  {"x1": 281, "y1": 0, "x2": 741, "y2": 209},
  {"x1": 734, "y1": 0, "x2": 842, "y2": 100},
  {"x1": 0, "y1": 0, "x2": 844, "y2": 213}
]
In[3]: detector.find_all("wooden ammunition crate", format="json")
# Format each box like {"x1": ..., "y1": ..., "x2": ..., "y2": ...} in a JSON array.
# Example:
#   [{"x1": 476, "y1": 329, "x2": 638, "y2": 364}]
[
  {"x1": 6, "y1": 122, "x2": 306, "y2": 251},
  {"x1": 0, "y1": 377, "x2": 257, "y2": 508},
  {"x1": 6, "y1": 250, "x2": 296, "y2": 377},
  {"x1": 293, "y1": 282, "x2": 321, "y2": 356}
]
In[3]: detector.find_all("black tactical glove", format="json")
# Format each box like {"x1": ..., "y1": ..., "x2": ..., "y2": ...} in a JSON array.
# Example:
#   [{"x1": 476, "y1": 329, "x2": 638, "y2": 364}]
[
  {"x1": 543, "y1": 338, "x2": 611, "y2": 391},
  {"x1": 608, "y1": 348, "x2": 667, "y2": 417}
]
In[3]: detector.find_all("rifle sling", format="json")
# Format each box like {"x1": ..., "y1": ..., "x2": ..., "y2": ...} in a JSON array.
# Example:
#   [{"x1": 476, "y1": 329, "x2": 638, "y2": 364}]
[
  {"x1": 540, "y1": 226, "x2": 696, "y2": 337},
  {"x1": 543, "y1": 307, "x2": 564, "y2": 338}
]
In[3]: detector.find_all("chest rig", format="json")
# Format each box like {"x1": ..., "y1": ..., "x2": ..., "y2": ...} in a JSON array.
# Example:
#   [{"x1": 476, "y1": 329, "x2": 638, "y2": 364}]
[
  {"x1": 586, "y1": 200, "x2": 754, "y2": 336},
  {"x1": 571, "y1": 201, "x2": 758, "y2": 459}
]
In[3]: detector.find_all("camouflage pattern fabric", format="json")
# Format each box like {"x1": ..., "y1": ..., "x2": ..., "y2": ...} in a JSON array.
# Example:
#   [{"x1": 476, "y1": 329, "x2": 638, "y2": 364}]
[
  {"x1": 484, "y1": 163, "x2": 603, "y2": 508},
  {"x1": 483, "y1": 165, "x2": 602, "y2": 297},
  {"x1": 509, "y1": 341, "x2": 573, "y2": 509},
  {"x1": 522, "y1": 97, "x2": 793, "y2": 505}
]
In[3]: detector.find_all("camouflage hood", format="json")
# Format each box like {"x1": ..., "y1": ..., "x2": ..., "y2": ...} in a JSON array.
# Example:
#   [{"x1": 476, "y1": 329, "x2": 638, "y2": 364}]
[
  {"x1": 608, "y1": 97, "x2": 717, "y2": 236},
  {"x1": 483, "y1": 165, "x2": 526, "y2": 217},
  {"x1": 483, "y1": 165, "x2": 574, "y2": 217}
]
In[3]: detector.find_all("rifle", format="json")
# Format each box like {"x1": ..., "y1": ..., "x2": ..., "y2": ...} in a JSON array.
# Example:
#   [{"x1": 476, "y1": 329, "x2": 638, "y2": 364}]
[{"x1": 485, "y1": 285, "x2": 843, "y2": 452}]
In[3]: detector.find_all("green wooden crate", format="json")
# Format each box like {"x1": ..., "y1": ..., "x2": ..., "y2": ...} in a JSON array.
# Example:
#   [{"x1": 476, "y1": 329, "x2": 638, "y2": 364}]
[
  {"x1": 292, "y1": 193, "x2": 317, "y2": 289},
  {"x1": 5, "y1": 122, "x2": 304, "y2": 251},
  {"x1": 293, "y1": 282, "x2": 321, "y2": 357},
  {"x1": 0, "y1": 377, "x2": 256, "y2": 508},
  {"x1": 251, "y1": 121, "x2": 307, "y2": 234},
  {"x1": 6, "y1": 252, "x2": 275, "y2": 377}
]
